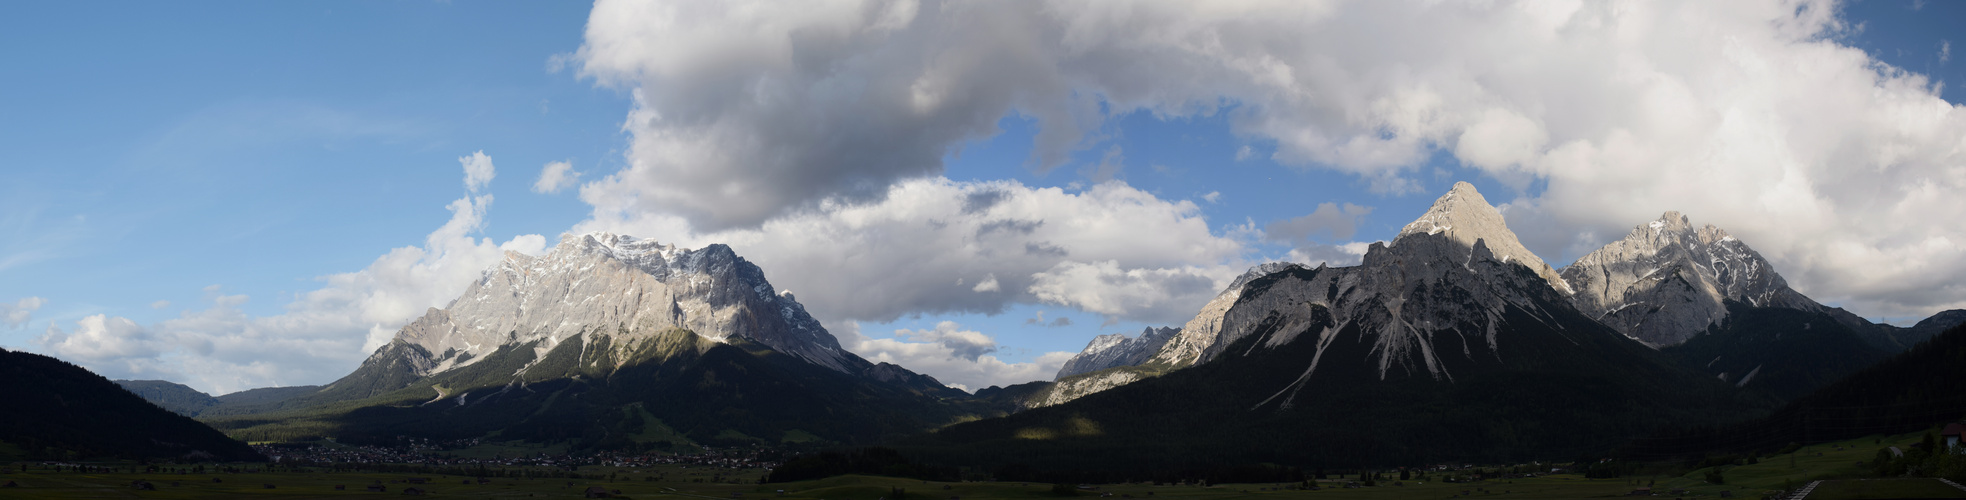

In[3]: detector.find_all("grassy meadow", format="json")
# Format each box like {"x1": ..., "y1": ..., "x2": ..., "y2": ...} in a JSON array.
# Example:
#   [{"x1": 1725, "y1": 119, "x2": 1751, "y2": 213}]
[{"x1": 5, "y1": 430, "x2": 1965, "y2": 499}]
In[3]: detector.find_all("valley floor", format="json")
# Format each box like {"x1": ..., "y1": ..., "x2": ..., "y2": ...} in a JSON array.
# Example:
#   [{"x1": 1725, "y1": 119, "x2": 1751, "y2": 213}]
[
  {"x1": 5, "y1": 467, "x2": 1963, "y2": 499},
  {"x1": 1651, "y1": 432, "x2": 1965, "y2": 499},
  {"x1": 0, "y1": 467, "x2": 1660, "y2": 499},
  {"x1": 6, "y1": 432, "x2": 1961, "y2": 499}
]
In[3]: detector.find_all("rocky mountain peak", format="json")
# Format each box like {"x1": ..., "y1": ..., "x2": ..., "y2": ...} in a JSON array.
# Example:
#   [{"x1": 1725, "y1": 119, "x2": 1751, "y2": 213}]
[
  {"x1": 1652, "y1": 211, "x2": 1692, "y2": 231},
  {"x1": 1131, "y1": 180, "x2": 1631, "y2": 410},
  {"x1": 1560, "y1": 211, "x2": 1821, "y2": 346},
  {"x1": 1056, "y1": 326, "x2": 1179, "y2": 379},
  {"x1": 1147, "y1": 262, "x2": 1302, "y2": 368},
  {"x1": 388, "y1": 233, "x2": 859, "y2": 380},
  {"x1": 1393, "y1": 182, "x2": 1569, "y2": 294}
]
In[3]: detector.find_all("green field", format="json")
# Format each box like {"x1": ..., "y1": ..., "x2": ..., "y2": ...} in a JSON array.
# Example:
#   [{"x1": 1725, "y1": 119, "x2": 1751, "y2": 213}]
[
  {"x1": 5, "y1": 468, "x2": 1959, "y2": 500},
  {"x1": 0, "y1": 463, "x2": 770, "y2": 499},
  {"x1": 1809, "y1": 479, "x2": 1966, "y2": 499},
  {"x1": 5, "y1": 430, "x2": 1962, "y2": 499},
  {"x1": 0, "y1": 466, "x2": 1676, "y2": 500},
  {"x1": 1636, "y1": 431, "x2": 1947, "y2": 498}
]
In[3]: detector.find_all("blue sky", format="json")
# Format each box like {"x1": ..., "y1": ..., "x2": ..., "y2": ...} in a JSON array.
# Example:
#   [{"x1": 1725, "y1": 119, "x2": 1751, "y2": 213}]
[{"x1": 3, "y1": 1, "x2": 1962, "y2": 393}]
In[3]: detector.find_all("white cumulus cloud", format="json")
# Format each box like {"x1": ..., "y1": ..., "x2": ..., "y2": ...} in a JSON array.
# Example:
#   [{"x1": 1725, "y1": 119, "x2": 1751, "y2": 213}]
[
  {"x1": 40, "y1": 314, "x2": 156, "y2": 362},
  {"x1": 533, "y1": 160, "x2": 581, "y2": 194},
  {"x1": 573, "y1": 0, "x2": 1105, "y2": 229},
  {"x1": 971, "y1": 273, "x2": 1001, "y2": 293},
  {"x1": 1287, "y1": 241, "x2": 1376, "y2": 269},
  {"x1": 1029, "y1": 261, "x2": 1225, "y2": 325},
  {"x1": 840, "y1": 320, "x2": 1074, "y2": 391},
  {"x1": 894, "y1": 321, "x2": 999, "y2": 361},
  {"x1": 3, "y1": 296, "x2": 45, "y2": 329},
  {"x1": 574, "y1": 0, "x2": 1966, "y2": 318},
  {"x1": 1265, "y1": 203, "x2": 1374, "y2": 243},
  {"x1": 460, "y1": 150, "x2": 495, "y2": 193},
  {"x1": 33, "y1": 153, "x2": 546, "y2": 394},
  {"x1": 573, "y1": 177, "x2": 1251, "y2": 327}
]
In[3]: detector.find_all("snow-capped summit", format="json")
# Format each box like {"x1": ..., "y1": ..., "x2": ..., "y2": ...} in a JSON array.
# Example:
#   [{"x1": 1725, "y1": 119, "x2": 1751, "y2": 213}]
[
  {"x1": 1560, "y1": 212, "x2": 1822, "y2": 346},
  {"x1": 382, "y1": 231, "x2": 857, "y2": 381}
]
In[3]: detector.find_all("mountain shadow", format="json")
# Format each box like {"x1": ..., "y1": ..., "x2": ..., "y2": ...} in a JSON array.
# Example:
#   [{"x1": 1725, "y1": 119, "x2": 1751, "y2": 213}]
[
  {"x1": 1661, "y1": 302, "x2": 1894, "y2": 402},
  {"x1": 196, "y1": 233, "x2": 997, "y2": 451},
  {"x1": 203, "y1": 327, "x2": 1007, "y2": 451},
  {"x1": 1628, "y1": 322, "x2": 1966, "y2": 459},
  {"x1": 1, "y1": 348, "x2": 260, "y2": 461}
]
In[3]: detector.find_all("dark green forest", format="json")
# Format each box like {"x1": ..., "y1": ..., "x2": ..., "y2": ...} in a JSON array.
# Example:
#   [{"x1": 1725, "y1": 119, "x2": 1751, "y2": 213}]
[
  {"x1": 0, "y1": 348, "x2": 260, "y2": 461},
  {"x1": 201, "y1": 327, "x2": 1015, "y2": 452},
  {"x1": 891, "y1": 296, "x2": 1767, "y2": 479},
  {"x1": 1627, "y1": 322, "x2": 1966, "y2": 459}
]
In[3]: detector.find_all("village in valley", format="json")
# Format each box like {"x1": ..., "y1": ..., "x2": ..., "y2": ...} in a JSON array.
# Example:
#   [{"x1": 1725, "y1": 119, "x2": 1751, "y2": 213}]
[{"x1": 4, "y1": 426, "x2": 1966, "y2": 499}]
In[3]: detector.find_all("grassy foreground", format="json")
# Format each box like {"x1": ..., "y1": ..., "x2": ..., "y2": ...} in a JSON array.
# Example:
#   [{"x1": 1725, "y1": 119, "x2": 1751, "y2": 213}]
[
  {"x1": 5, "y1": 466, "x2": 1962, "y2": 499},
  {"x1": 0, "y1": 462, "x2": 768, "y2": 499},
  {"x1": 7, "y1": 431, "x2": 1964, "y2": 499},
  {"x1": 1809, "y1": 478, "x2": 1966, "y2": 499},
  {"x1": 1643, "y1": 431, "x2": 1966, "y2": 499},
  {"x1": 0, "y1": 468, "x2": 1659, "y2": 499}
]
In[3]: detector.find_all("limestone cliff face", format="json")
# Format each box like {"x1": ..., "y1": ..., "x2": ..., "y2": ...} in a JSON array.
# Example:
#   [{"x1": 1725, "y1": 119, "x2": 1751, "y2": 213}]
[
  {"x1": 390, "y1": 233, "x2": 855, "y2": 377},
  {"x1": 1177, "y1": 182, "x2": 1579, "y2": 373},
  {"x1": 325, "y1": 233, "x2": 957, "y2": 401},
  {"x1": 1147, "y1": 262, "x2": 1298, "y2": 368},
  {"x1": 1162, "y1": 181, "x2": 1619, "y2": 409},
  {"x1": 1033, "y1": 368, "x2": 1150, "y2": 408},
  {"x1": 1025, "y1": 182, "x2": 1616, "y2": 411},
  {"x1": 1559, "y1": 212, "x2": 1822, "y2": 347},
  {"x1": 1396, "y1": 182, "x2": 1571, "y2": 295},
  {"x1": 1055, "y1": 327, "x2": 1177, "y2": 379}
]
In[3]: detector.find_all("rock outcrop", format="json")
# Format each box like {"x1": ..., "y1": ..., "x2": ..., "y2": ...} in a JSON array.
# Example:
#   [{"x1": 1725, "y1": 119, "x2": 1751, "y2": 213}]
[
  {"x1": 1559, "y1": 212, "x2": 1821, "y2": 346},
  {"x1": 1146, "y1": 182, "x2": 1624, "y2": 409},
  {"x1": 1147, "y1": 262, "x2": 1298, "y2": 368},
  {"x1": 323, "y1": 232, "x2": 943, "y2": 399},
  {"x1": 1034, "y1": 368, "x2": 1151, "y2": 408},
  {"x1": 1055, "y1": 327, "x2": 1178, "y2": 379},
  {"x1": 1395, "y1": 182, "x2": 1571, "y2": 294}
]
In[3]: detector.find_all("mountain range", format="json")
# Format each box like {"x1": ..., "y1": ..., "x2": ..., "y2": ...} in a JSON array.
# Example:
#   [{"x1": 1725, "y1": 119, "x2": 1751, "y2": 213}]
[
  {"x1": 921, "y1": 183, "x2": 1962, "y2": 474},
  {"x1": 1033, "y1": 191, "x2": 1960, "y2": 407},
  {"x1": 915, "y1": 183, "x2": 1765, "y2": 472},
  {"x1": 83, "y1": 181, "x2": 1965, "y2": 470},
  {"x1": 190, "y1": 233, "x2": 987, "y2": 450}
]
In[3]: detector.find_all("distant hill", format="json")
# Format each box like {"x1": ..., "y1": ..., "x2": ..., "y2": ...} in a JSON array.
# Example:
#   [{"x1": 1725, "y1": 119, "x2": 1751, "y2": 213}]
[
  {"x1": 116, "y1": 379, "x2": 220, "y2": 416},
  {"x1": 1, "y1": 348, "x2": 259, "y2": 461},
  {"x1": 1844, "y1": 308, "x2": 1966, "y2": 352},
  {"x1": 1660, "y1": 304, "x2": 1893, "y2": 401},
  {"x1": 116, "y1": 379, "x2": 322, "y2": 417},
  {"x1": 1629, "y1": 322, "x2": 1966, "y2": 458},
  {"x1": 203, "y1": 328, "x2": 1002, "y2": 451},
  {"x1": 215, "y1": 385, "x2": 322, "y2": 407}
]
